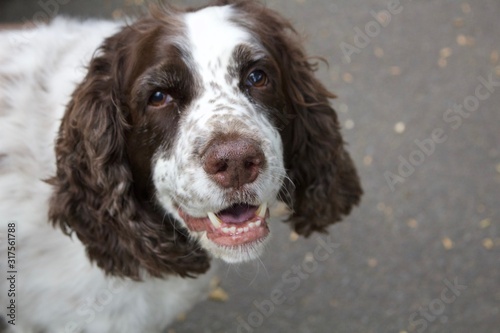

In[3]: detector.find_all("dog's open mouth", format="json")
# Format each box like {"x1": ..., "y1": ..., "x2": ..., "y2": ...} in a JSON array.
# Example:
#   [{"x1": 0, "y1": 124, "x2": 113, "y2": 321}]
[{"x1": 178, "y1": 203, "x2": 270, "y2": 247}]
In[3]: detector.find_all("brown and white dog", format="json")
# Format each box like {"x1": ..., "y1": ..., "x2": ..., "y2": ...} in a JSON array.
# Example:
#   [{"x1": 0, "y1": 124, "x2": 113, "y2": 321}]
[{"x1": 0, "y1": 1, "x2": 362, "y2": 332}]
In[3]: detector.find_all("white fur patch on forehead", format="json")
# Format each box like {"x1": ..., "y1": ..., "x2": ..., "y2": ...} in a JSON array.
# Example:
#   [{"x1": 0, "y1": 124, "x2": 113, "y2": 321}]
[{"x1": 183, "y1": 5, "x2": 252, "y2": 70}]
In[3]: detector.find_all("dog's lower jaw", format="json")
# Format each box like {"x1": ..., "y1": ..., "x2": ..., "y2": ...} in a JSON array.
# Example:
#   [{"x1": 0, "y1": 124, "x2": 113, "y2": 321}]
[{"x1": 195, "y1": 229, "x2": 271, "y2": 263}]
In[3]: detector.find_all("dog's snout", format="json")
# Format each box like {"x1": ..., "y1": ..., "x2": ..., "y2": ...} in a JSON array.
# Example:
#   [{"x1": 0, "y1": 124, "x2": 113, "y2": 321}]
[{"x1": 202, "y1": 136, "x2": 265, "y2": 189}]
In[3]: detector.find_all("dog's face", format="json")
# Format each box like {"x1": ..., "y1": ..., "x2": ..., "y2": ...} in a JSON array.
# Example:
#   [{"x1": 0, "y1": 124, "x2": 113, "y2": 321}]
[
  {"x1": 50, "y1": 1, "x2": 362, "y2": 279},
  {"x1": 122, "y1": 6, "x2": 288, "y2": 262},
  {"x1": 138, "y1": 7, "x2": 286, "y2": 261}
]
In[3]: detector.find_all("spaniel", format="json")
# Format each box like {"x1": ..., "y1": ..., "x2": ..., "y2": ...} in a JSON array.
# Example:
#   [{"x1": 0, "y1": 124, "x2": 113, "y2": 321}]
[{"x1": 0, "y1": 1, "x2": 362, "y2": 332}]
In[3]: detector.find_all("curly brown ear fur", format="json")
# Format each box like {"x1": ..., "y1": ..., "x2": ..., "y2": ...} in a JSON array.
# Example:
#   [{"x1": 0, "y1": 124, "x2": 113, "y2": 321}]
[
  {"x1": 48, "y1": 24, "x2": 209, "y2": 279},
  {"x1": 283, "y1": 82, "x2": 363, "y2": 236},
  {"x1": 281, "y1": 51, "x2": 363, "y2": 236},
  {"x1": 233, "y1": 1, "x2": 363, "y2": 236}
]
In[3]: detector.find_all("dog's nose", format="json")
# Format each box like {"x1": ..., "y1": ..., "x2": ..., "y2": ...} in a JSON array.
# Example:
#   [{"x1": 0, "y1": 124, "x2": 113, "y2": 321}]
[{"x1": 202, "y1": 136, "x2": 265, "y2": 189}]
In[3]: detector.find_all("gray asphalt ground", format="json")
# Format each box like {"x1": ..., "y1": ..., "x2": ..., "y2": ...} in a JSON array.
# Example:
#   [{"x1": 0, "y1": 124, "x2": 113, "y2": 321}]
[{"x1": 1, "y1": 1, "x2": 499, "y2": 332}]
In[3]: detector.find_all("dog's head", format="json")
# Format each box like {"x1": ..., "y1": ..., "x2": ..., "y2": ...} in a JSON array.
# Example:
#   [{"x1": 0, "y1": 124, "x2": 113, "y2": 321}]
[{"x1": 49, "y1": 1, "x2": 362, "y2": 279}]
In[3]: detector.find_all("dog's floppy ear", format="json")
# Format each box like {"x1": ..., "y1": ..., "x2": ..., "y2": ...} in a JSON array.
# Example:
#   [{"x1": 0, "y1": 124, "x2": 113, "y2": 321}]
[
  {"x1": 48, "y1": 25, "x2": 209, "y2": 279},
  {"x1": 238, "y1": 2, "x2": 363, "y2": 236},
  {"x1": 281, "y1": 70, "x2": 363, "y2": 236}
]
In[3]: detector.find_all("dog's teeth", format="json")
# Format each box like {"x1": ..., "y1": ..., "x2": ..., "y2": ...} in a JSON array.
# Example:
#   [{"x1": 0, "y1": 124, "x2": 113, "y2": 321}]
[
  {"x1": 255, "y1": 220, "x2": 262, "y2": 227},
  {"x1": 207, "y1": 212, "x2": 222, "y2": 228},
  {"x1": 257, "y1": 202, "x2": 267, "y2": 218},
  {"x1": 248, "y1": 222, "x2": 256, "y2": 229},
  {"x1": 229, "y1": 226, "x2": 236, "y2": 234}
]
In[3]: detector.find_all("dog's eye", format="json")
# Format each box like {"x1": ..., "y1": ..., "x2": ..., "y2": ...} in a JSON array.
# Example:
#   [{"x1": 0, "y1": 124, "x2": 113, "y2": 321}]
[
  {"x1": 148, "y1": 91, "x2": 173, "y2": 108},
  {"x1": 246, "y1": 70, "x2": 268, "y2": 88}
]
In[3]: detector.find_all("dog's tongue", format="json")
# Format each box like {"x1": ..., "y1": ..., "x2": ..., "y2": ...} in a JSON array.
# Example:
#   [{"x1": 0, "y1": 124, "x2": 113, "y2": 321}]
[{"x1": 217, "y1": 204, "x2": 257, "y2": 224}]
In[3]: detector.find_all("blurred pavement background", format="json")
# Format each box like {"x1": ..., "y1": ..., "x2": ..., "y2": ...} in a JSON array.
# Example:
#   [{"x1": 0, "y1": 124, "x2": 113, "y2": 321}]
[{"x1": 1, "y1": 0, "x2": 499, "y2": 332}]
